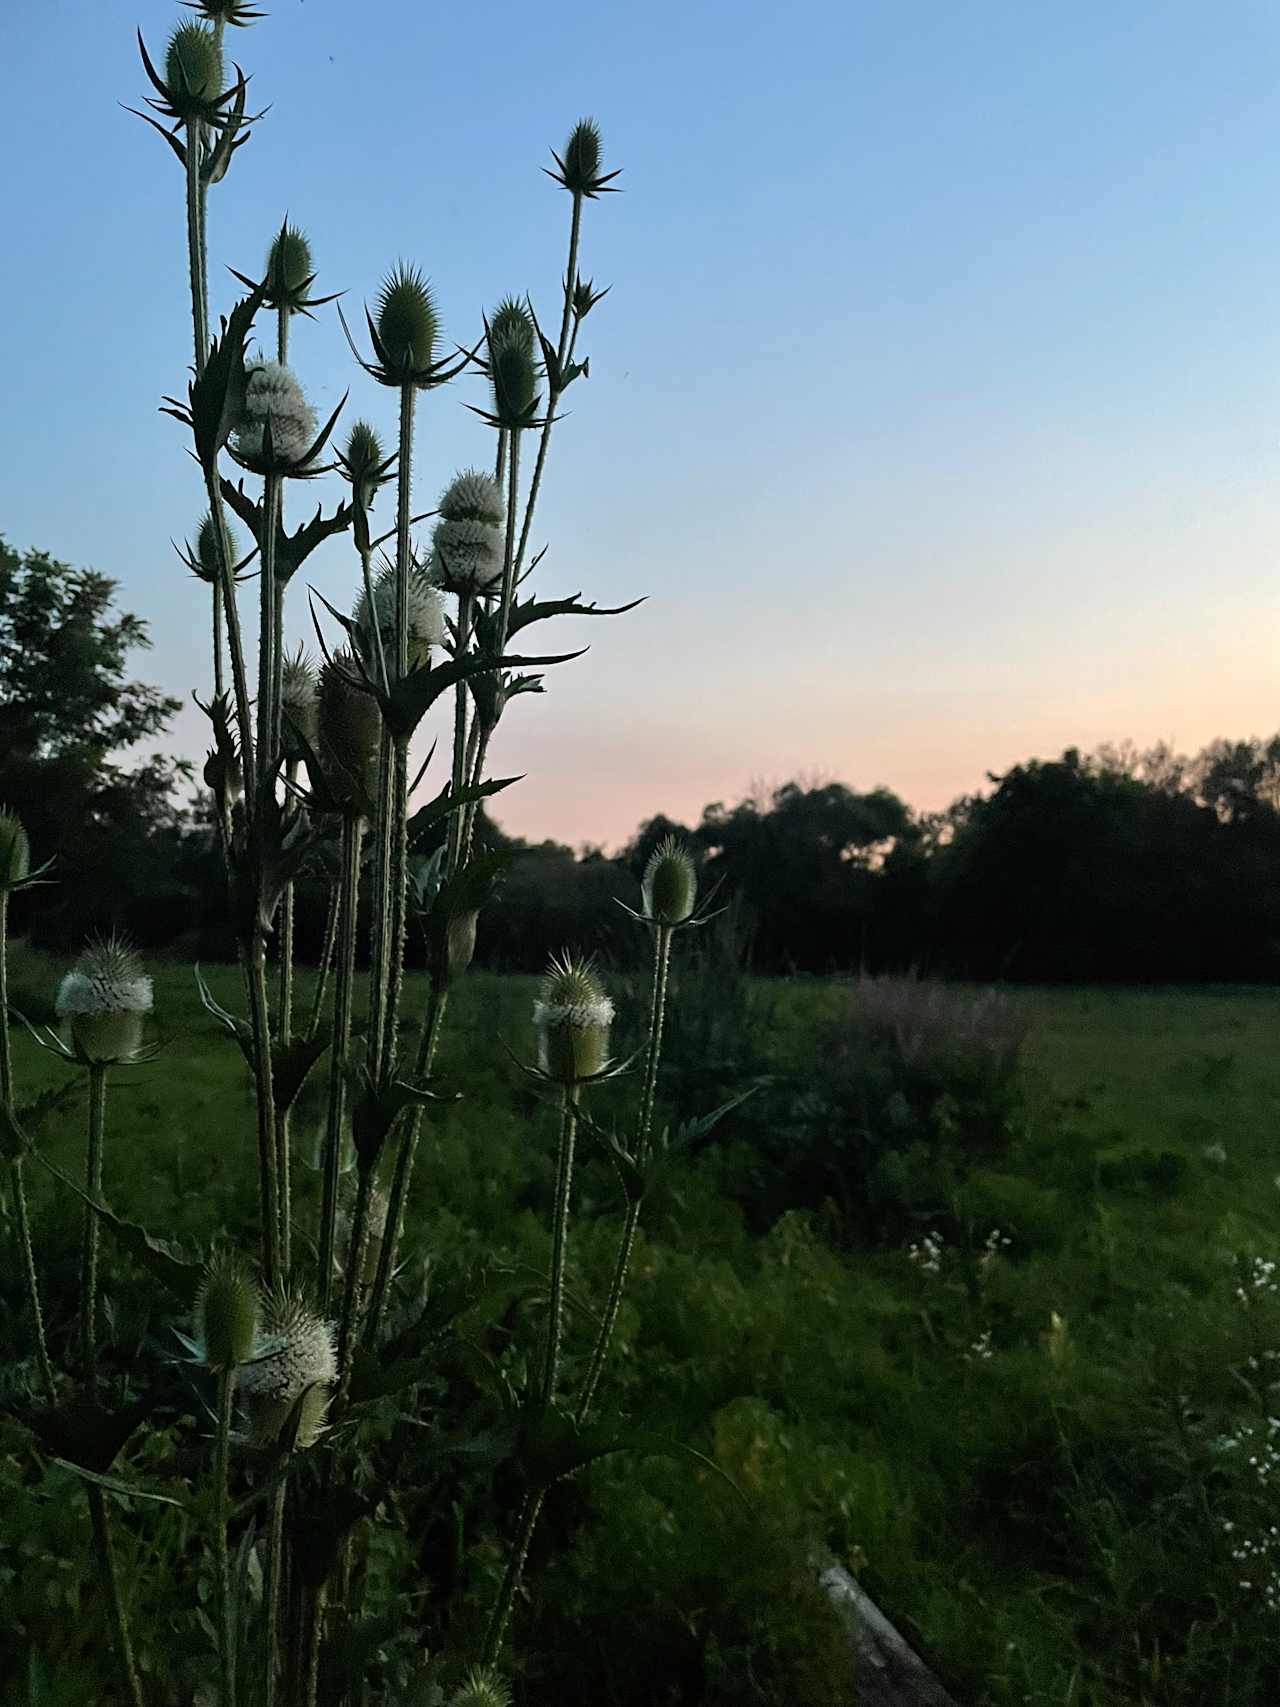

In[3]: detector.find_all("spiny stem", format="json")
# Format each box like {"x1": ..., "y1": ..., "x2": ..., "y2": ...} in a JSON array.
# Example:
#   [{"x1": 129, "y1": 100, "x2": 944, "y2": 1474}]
[
  {"x1": 185, "y1": 119, "x2": 210, "y2": 373},
  {"x1": 302, "y1": 1582, "x2": 327, "y2": 1707},
  {"x1": 445, "y1": 592, "x2": 475, "y2": 878},
  {"x1": 318, "y1": 814, "x2": 363, "y2": 1310},
  {"x1": 541, "y1": 1087, "x2": 580, "y2": 1406},
  {"x1": 204, "y1": 467, "x2": 258, "y2": 812},
  {"x1": 258, "y1": 473, "x2": 282, "y2": 770},
  {"x1": 307, "y1": 881, "x2": 340, "y2": 1039},
  {"x1": 213, "y1": 581, "x2": 226, "y2": 699},
  {"x1": 577, "y1": 925, "x2": 673, "y2": 1421},
  {"x1": 336, "y1": 1166, "x2": 374, "y2": 1393},
  {"x1": 88, "y1": 1485, "x2": 146, "y2": 1707},
  {"x1": 277, "y1": 759, "x2": 300, "y2": 1275},
  {"x1": 511, "y1": 191, "x2": 583, "y2": 582},
  {"x1": 1, "y1": 894, "x2": 54, "y2": 1398},
  {"x1": 277, "y1": 302, "x2": 290, "y2": 365},
  {"x1": 81, "y1": 1064, "x2": 107, "y2": 1393},
  {"x1": 380, "y1": 738, "x2": 411, "y2": 1082},
  {"x1": 246, "y1": 934, "x2": 281, "y2": 1287},
  {"x1": 362, "y1": 985, "x2": 448, "y2": 1348},
  {"x1": 481, "y1": 1488, "x2": 545, "y2": 1667},
  {"x1": 496, "y1": 431, "x2": 523, "y2": 649},
  {"x1": 264, "y1": 1470, "x2": 289, "y2": 1707},
  {"x1": 214, "y1": 1368, "x2": 237, "y2": 1707}
]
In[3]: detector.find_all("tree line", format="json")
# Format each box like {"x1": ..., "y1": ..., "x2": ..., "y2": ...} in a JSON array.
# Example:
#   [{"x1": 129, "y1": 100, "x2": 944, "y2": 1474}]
[{"x1": 6, "y1": 535, "x2": 1280, "y2": 983}]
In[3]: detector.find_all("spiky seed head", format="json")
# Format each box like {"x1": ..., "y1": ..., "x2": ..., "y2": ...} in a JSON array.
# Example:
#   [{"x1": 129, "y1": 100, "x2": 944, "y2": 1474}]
[
  {"x1": 643, "y1": 836, "x2": 697, "y2": 925},
  {"x1": 164, "y1": 22, "x2": 224, "y2": 114},
  {"x1": 55, "y1": 934, "x2": 153, "y2": 1064},
  {"x1": 194, "y1": 512, "x2": 239, "y2": 584},
  {"x1": 342, "y1": 419, "x2": 386, "y2": 510},
  {"x1": 238, "y1": 1288, "x2": 337, "y2": 1450},
  {"x1": 280, "y1": 647, "x2": 319, "y2": 759},
  {"x1": 233, "y1": 360, "x2": 317, "y2": 468},
  {"x1": 317, "y1": 652, "x2": 381, "y2": 812},
  {"x1": 488, "y1": 297, "x2": 536, "y2": 358},
  {"x1": 561, "y1": 118, "x2": 603, "y2": 192},
  {"x1": 451, "y1": 1666, "x2": 512, "y2": 1707},
  {"x1": 199, "y1": 1251, "x2": 260, "y2": 1369},
  {"x1": 430, "y1": 517, "x2": 503, "y2": 597},
  {"x1": 438, "y1": 469, "x2": 505, "y2": 528},
  {"x1": 0, "y1": 809, "x2": 30, "y2": 888},
  {"x1": 353, "y1": 564, "x2": 445, "y2": 672},
  {"x1": 203, "y1": 744, "x2": 243, "y2": 807},
  {"x1": 533, "y1": 953, "x2": 614, "y2": 1082},
  {"x1": 376, "y1": 265, "x2": 438, "y2": 377},
  {"x1": 189, "y1": 0, "x2": 261, "y2": 24},
  {"x1": 265, "y1": 223, "x2": 315, "y2": 312},
  {"x1": 489, "y1": 339, "x2": 538, "y2": 429}
]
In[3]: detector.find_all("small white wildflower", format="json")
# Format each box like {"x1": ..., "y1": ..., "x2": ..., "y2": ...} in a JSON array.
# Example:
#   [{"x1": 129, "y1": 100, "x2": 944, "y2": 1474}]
[
  {"x1": 1202, "y1": 1141, "x2": 1228, "y2": 1165},
  {"x1": 233, "y1": 360, "x2": 317, "y2": 467}
]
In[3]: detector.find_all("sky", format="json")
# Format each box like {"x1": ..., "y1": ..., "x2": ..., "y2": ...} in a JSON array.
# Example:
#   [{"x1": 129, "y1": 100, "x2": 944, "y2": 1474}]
[{"x1": 2, "y1": 0, "x2": 1279, "y2": 849}]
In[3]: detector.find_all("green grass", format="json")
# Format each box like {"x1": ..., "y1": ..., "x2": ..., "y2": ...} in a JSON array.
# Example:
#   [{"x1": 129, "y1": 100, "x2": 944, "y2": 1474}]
[{"x1": 4, "y1": 957, "x2": 1280, "y2": 1704}]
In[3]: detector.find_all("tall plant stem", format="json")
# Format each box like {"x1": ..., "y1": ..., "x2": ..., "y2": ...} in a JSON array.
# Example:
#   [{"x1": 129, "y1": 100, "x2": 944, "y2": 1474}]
[
  {"x1": 381, "y1": 737, "x2": 411, "y2": 1081},
  {"x1": 510, "y1": 191, "x2": 583, "y2": 583},
  {"x1": 445, "y1": 593, "x2": 475, "y2": 877},
  {"x1": 258, "y1": 474, "x2": 283, "y2": 769},
  {"x1": 481, "y1": 1487, "x2": 544, "y2": 1667},
  {"x1": 184, "y1": 120, "x2": 210, "y2": 374},
  {"x1": 576, "y1": 924, "x2": 672, "y2": 1422},
  {"x1": 278, "y1": 303, "x2": 290, "y2": 365},
  {"x1": 307, "y1": 881, "x2": 340, "y2": 1038},
  {"x1": 302, "y1": 1582, "x2": 327, "y2": 1707},
  {"x1": 246, "y1": 933, "x2": 281, "y2": 1287},
  {"x1": 1, "y1": 894, "x2": 54, "y2": 1398},
  {"x1": 336, "y1": 1165, "x2": 374, "y2": 1392},
  {"x1": 213, "y1": 583, "x2": 226, "y2": 699},
  {"x1": 81, "y1": 1063, "x2": 107, "y2": 1393},
  {"x1": 205, "y1": 468, "x2": 258, "y2": 810},
  {"x1": 362, "y1": 984, "x2": 448, "y2": 1349},
  {"x1": 264, "y1": 1469, "x2": 290, "y2": 1707},
  {"x1": 496, "y1": 431, "x2": 523, "y2": 650},
  {"x1": 318, "y1": 814, "x2": 363, "y2": 1310},
  {"x1": 214, "y1": 1367, "x2": 237, "y2": 1707},
  {"x1": 541, "y1": 1085, "x2": 580, "y2": 1406},
  {"x1": 87, "y1": 1485, "x2": 146, "y2": 1707},
  {"x1": 277, "y1": 760, "x2": 300, "y2": 1274}
]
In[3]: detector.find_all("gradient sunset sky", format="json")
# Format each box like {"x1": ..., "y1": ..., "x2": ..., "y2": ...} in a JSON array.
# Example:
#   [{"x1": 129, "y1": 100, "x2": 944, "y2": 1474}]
[{"x1": 3, "y1": 0, "x2": 1279, "y2": 848}]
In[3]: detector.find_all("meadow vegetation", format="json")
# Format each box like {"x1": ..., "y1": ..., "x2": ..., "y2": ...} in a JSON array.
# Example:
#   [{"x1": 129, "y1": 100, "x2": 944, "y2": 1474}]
[{"x1": 4, "y1": 945, "x2": 1280, "y2": 1704}]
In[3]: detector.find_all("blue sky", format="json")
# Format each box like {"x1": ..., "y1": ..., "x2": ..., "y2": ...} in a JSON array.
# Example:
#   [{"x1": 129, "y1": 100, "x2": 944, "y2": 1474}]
[{"x1": 2, "y1": 0, "x2": 1279, "y2": 846}]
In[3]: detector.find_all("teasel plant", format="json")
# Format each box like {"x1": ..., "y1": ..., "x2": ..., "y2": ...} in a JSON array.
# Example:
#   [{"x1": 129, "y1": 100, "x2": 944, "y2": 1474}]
[{"x1": 0, "y1": 4, "x2": 753, "y2": 1700}]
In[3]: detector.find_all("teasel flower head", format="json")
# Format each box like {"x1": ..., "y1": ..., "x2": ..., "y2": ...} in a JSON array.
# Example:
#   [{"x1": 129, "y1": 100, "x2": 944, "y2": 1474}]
[
  {"x1": 180, "y1": 510, "x2": 241, "y2": 587},
  {"x1": 231, "y1": 359, "x2": 320, "y2": 471},
  {"x1": 183, "y1": 0, "x2": 265, "y2": 26},
  {"x1": 55, "y1": 934, "x2": 153, "y2": 1065},
  {"x1": 196, "y1": 1250, "x2": 260, "y2": 1370},
  {"x1": 546, "y1": 118, "x2": 622, "y2": 198},
  {"x1": 238, "y1": 1287, "x2": 336, "y2": 1450},
  {"x1": 160, "y1": 21, "x2": 225, "y2": 121},
  {"x1": 642, "y1": 836, "x2": 697, "y2": 925},
  {"x1": 342, "y1": 264, "x2": 474, "y2": 391},
  {"x1": 336, "y1": 419, "x2": 394, "y2": 514},
  {"x1": 203, "y1": 741, "x2": 243, "y2": 812},
  {"x1": 450, "y1": 1667, "x2": 512, "y2": 1707},
  {"x1": 488, "y1": 296, "x2": 536, "y2": 358},
  {"x1": 483, "y1": 319, "x2": 541, "y2": 431},
  {"x1": 0, "y1": 810, "x2": 30, "y2": 890},
  {"x1": 353, "y1": 562, "x2": 446, "y2": 673},
  {"x1": 533, "y1": 952, "x2": 615, "y2": 1083},
  {"x1": 264, "y1": 222, "x2": 314, "y2": 314},
  {"x1": 280, "y1": 646, "x2": 319, "y2": 761},
  {"x1": 317, "y1": 651, "x2": 381, "y2": 814},
  {"x1": 431, "y1": 470, "x2": 504, "y2": 596}
]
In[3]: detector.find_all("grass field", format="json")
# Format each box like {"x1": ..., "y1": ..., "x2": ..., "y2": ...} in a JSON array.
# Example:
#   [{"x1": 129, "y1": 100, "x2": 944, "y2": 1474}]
[{"x1": 4, "y1": 953, "x2": 1280, "y2": 1705}]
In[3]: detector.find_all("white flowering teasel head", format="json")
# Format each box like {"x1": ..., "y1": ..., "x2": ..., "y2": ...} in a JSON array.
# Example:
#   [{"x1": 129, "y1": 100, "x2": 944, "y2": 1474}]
[
  {"x1": 533, "y1": 953, "x2": 615, "y2": 1084},
  {"x1": 55, "y1": 934, "x2": 154, "y2": 1065},
  {"x1": 232, "y1": 359, "x2": 318, "y2": 471},
  {"x1": 238, "y1": 1288, "x2": 337, "y2": 1450},
  {"x1": 430, "y1": 470, "x2": 505, "y2": 597},
  {"x1": 353, "y1": 560, "x2": 446, "y2": 674}
]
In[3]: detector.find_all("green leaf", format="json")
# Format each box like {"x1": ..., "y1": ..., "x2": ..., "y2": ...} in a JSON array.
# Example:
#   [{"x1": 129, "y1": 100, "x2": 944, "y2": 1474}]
[
  {"x1": 37, "y1": 1154, "x2": 203, "y2": 1305},
  {"x1": 187, "y1": 283, "x2": 267, "y2": 469},
  {"x1": 51, "y1": 1458, "x2": 184, "y2": 1507},
  {"x1": 406, "y1": 775, "x2": 522, "y2": 849},
  {"x1": 272, "y1": 1030, "x2": 330, "y2": 1114}
]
